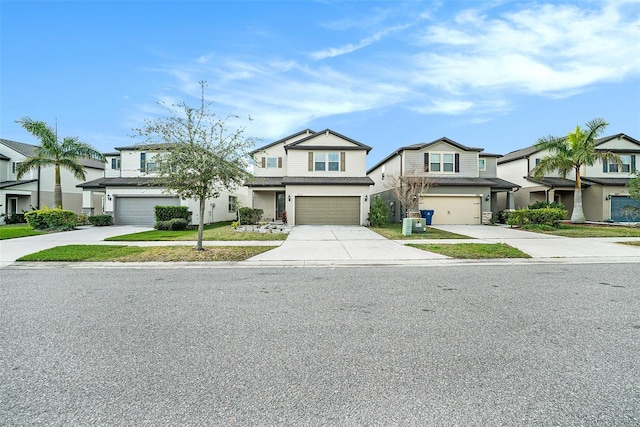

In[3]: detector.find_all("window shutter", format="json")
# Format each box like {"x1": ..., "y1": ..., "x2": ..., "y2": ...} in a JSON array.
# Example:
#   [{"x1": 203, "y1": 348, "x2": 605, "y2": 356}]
[
  {"x1": 308, "y1": 152, "x2": 313, "y2": 171},
  {"x1": 261, "y1": 157, "x2": 266, "y2": 168},
  {"x1": 603, "y1": 160, "x2": 607, "y2": 173},
  {"x1": 278, "y1": 157, "x2": 282, "y2": 168},
  {"x1": 340, "y1": 152, "x2": 346, "y2": 172},
  {"x1": 454, "y1": 153, "x2": 460, "y2": 173},
  {"x1": 424, "y1": 153, "x2": 429, "y2": 172},
  {"x1": 632, "y1": 155, "x2": 637, "y2": 173}
]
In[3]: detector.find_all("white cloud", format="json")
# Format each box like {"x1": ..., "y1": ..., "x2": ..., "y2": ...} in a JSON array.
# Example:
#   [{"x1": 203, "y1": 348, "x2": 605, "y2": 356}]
[{"x1": 135, "y1": 0, "x2": 640, "y2": 142}]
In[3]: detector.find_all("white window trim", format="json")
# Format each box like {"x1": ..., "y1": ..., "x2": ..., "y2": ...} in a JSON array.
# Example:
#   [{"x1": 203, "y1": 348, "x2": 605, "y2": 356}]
[
  {"x1": 430, "y1": 152, "x2": 456, "y2": 174},
  {"x1": 606, "y1": 155, "x2": 631, "y2": 173},
  {"x1": 314, "y1": 151, "x2": 340, "y2": 172},
  {"x1": 478, "y1": 158, "x2": 486, "y2": 171}
]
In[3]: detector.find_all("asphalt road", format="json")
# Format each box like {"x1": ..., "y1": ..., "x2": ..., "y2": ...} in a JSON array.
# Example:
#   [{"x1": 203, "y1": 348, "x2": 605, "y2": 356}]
[{"x1": 1, "y1": 264, "x2": 639, "y2": 426}]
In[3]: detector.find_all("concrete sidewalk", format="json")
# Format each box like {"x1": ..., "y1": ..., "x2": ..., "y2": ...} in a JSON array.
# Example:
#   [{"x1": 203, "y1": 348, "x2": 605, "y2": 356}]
[
  {"x1": 1, "y1": 224, "x2": 638, "y2": 267},
  {"x1": 423, "y1": 224, "x2": 640, "y2": 259}
]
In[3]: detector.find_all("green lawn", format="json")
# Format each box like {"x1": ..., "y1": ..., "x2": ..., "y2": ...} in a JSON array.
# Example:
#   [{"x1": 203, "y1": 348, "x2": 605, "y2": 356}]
[
  {"x1": 522, "y1": 224, "x2": 640, "y2": 238},
  {"x1": 106, "y1": 221, "x2": 288, "y2": 241},
  {"x1": 17, "y1": 244, "x2": 274, "y2": 262},
  {"x1": 0, "y1": 224, "x2": 43, "y2": 240},
  {"x1": 408, "y1": 243, "x2": 531, "y2": 259},
  {"x1": 370, "y1": 223, "x2": 470, "y2": 240},
  {"x1": 619, "y1": 241, "x2": 640, "y2": 247}
]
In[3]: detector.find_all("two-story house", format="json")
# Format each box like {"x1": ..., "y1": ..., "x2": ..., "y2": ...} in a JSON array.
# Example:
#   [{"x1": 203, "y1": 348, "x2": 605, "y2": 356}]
[
  {"x1": 245, "y1": 129, "x2": 374, "y2": 225},
  {"x1": 1, "y1": 138, "x2": 104, "y2": 222},
  {"x1": 497, "y1": 133, "x2": 640, "y2": 222},
  {"x1": 367, "y1": 137, "x2": 519, "y2": 225},
  {"x1": 78, "y1": 144, "x2": 247, "y2": 226}
]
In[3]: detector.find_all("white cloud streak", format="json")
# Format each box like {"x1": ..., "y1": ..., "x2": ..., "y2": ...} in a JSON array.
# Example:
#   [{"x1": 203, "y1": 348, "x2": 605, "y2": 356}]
[{"x1": 136, "y1": 0, "x2": 640, "y2": 141}]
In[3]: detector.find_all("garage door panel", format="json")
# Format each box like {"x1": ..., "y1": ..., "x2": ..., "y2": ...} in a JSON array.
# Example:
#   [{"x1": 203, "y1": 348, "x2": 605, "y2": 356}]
[
  {"x1": 115, "y1": 197, "x2": 179, "y2": 226},
  {"x1": 611, "y1": 196, "x2": 640, "y2": 222},
  {"x1": 420, "y1": 196, "x2": 481, "y2": 225},
  {"x1": 296, "y1": 196, "x2": 360, "y2": 225}
]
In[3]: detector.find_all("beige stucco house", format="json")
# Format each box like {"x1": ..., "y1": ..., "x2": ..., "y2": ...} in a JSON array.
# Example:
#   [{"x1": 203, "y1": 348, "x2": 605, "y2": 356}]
[
  {"x1": 497, "y1": 133, "x2": 640, "y2": 222},
  {"x1": 245, "y1": 129, "x2": 374, "y2": 225},
  {"x1": 0, "y1": 138, "x2": 104, "y2": 223},
  {"x1": 367, "y1": 137, "x2": 519, "y2": 224},
  {"x1": 78, "y1": 144, "x2": 247, "y2": 227}
]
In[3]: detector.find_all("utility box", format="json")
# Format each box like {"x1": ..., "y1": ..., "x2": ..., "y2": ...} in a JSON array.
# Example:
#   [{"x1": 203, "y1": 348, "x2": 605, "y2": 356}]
[
  {"x1": 402, "y1": 218, "x2": 413, "y2": 236},
  {"x1": 412, "y1": 218, "x2": 426, "y2": 233}
]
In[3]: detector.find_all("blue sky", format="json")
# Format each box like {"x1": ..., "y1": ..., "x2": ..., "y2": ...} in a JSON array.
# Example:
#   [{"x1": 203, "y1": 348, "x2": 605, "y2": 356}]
[{"x1": 2, "y1": 0, "x2": 639, "y2": 168}]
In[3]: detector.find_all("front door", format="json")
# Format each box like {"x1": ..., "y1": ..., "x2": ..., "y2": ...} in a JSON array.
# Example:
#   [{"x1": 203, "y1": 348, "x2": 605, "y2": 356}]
[{"x1": 276, "y1": 192, "x2": 286, "y2": 220}]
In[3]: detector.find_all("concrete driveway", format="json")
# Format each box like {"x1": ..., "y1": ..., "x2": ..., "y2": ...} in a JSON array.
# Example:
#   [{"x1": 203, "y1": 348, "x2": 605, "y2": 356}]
[{"x1": 246, "y1": 225, "x2": 448, "y2": 264}]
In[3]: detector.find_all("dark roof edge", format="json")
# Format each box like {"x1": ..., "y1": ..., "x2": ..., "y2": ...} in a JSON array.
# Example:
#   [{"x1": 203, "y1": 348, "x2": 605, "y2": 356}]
[{"x1": 249, "y1": 129, "x2": 315, "y2": 155}]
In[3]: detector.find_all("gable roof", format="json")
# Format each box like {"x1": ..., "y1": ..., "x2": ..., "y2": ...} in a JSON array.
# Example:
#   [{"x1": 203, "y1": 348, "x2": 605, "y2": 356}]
[
  {"x1": 249, "y1": 129, "x2": 315, "y2": 155},
  {"x1": 367, "y1": 137, "x2": 483, "y2": 174},
  {"x1": 0, "y1": 138, "x2": 104, "y2": 169},
  {"x1": 0, "y1": 138, "x2": 37, "y2": 157},
  {"x1": 283, "y1": 129, "x2": 372, "y2": 153},
  {"x1": 0, "y1": 153, "x2": 10, "y2": 161},
  {"x1": 113, "y1": 143, "x2": 175, "y2": 151},
  {"x1": 498, "y1": 133, "x2": 640, "y2": 165}
]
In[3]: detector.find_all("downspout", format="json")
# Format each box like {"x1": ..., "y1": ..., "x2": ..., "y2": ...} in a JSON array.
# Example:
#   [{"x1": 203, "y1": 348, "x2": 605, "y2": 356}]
[
  {"x1": 37, "y1": 166, "x2": 41, "y2": 209},
  {"x1": 398, "y1": 150, "x2": 404, "y2": 220}
]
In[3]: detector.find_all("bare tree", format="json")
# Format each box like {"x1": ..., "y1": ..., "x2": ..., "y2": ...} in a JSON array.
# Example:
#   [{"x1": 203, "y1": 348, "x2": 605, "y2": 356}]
[{"x1": 385, "y1": 167, "x2": 435, "y2": 218}]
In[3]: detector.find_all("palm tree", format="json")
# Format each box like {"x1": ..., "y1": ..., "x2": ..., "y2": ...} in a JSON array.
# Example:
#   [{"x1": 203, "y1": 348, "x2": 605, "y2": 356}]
[
  {"x1": 533, "y1": 118, "x2": 620, "y2": 223},
  {"x1": 15, "y1": 117, "x2": 106, "y2": 209}
]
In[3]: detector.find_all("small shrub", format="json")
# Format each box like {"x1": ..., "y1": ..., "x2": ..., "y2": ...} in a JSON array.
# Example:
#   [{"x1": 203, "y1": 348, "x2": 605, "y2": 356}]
[
  {"x1": 497, "y1": 210, "x2": 511, "y2": 224},
  {"x1": 4, "y1": 213, "x2": 26, "y2": 224},
  {"x1": 231, "y1": 221, "x2": 239, "y2": 229},
  {"x1": 238, "y1": 207, "x2": 263, "y2": 224},
  {"x1": 154, "y1": 205, "x2": 192, "y2": 222},
  {"x1": 25, "y1": 208, "x2": 77, "y2": 231},
  {"x1": 281, "y1": 210, "x2": 288, "y2": 225},
  {"x1": 76, "y1": 213, "x2": 89, "y2": 225},
  {"x1": 154, "y1": 218, "x2": 189, "y2": 231},
  {"x1": 529, "y1": 201, "x2": 565, "y2": 210},
  {"x1": 507, "y1": 207, "x2": 567, "y2": 227},
  {"x1": 368, "y1": 197, "x2": 390, "y2": 227},
  {"x1": 88, "y1": 214, "x2": 113, "y2": 226}
]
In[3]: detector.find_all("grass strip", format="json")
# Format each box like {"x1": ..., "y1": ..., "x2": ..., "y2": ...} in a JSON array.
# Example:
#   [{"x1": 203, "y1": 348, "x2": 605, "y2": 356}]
[
  {"x1": 618, "y1": 241, "x2": 640, "y2": 247},
  {"x1": 0, "y1": 224, "x2": 43, "y2": 240},
  {"x1": 17, "y1": 245, "x2": 273, "y2": 262},
  {"x1": 522, "y1": 224, "x2": 640, "y2": 238},
  {"x1": 370, "y1": 223, "x2": 470, "y2": 240},
  {"x1": 408, "y1": 243, "x2": 531, "y2": 259},
  {"x1": 106, "y1": 221, "x2": 287, "y2": 241}
]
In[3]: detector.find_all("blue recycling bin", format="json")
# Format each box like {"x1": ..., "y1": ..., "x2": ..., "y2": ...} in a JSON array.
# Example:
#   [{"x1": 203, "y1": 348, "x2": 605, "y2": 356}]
[{"x1": 420, "y1": 209, "x2": 435, "y2": 225}]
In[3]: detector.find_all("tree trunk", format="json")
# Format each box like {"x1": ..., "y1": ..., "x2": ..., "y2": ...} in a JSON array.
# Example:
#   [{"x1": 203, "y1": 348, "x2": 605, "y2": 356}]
[
  {"x1": 571, "y1": 170, "x2": 586, "y2": 223},
  {"x1": 54, "y1": 164, "x2": 63, "y2": 209},
  {"x1": 197, "y1": 197, "x2": 205, "y2": 251}
]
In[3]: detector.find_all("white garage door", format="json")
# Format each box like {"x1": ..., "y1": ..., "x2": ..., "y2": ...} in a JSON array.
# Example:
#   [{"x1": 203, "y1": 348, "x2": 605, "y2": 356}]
[
  {"x1": 114, "y1": 196, "x2": 179, "y2": 226},
  {"x1": 295, "y1": 196, "x2": 360, "y2": 225},
  {"x1": 420, "y1": 196, "x2": 481, "y2": 225}
]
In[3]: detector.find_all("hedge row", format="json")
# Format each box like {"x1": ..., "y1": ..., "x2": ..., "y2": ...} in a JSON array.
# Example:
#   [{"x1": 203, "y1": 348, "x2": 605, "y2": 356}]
[
  {"x1": 506, "y1": 207, "x2": 567, "y2": 227},
  {"x1": 238, "y1": 207, "x2": 263, "y2": 224},
  {"x1": 155, "y1": 206, "x2": 192, "y2": 222},
  {"x1": 25, "y1": 208, "x2": 77, "y2": 231}
]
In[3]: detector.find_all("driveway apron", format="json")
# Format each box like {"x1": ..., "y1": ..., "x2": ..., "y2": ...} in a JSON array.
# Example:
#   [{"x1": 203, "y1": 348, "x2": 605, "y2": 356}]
[{"x1": 247, "y1": 225, "x2": 447, "y2": 262}]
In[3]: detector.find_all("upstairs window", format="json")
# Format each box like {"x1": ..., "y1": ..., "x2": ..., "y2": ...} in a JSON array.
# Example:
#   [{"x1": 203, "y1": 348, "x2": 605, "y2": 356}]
[
  {"x1": 111, "y1": 158, "x2": 121, "y2": 170},
  {"x1": 309, "y1": 152, "x2": 345, "y2": 172},
  {"x1": 146, "y1": 162, "x2": 158, "y2": 172},
  {"x1": 478, "y1": 158, "x2": 486, "y2": 171},
  {"x1": 259, "y1": 156, "x2": 282, "y2": 169},
  {"x1": 12, "y1": 161, "x2": 22, "y2": 174},
  {"x1": 424, "y1": 152, "x2": 459, "y2": 173},
  {"x1": 140, "y1": 152, "x2": 146, "y2": 172},
  {"x1": 604, "y1": 155, "x2": 634, "y2": 173}
]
